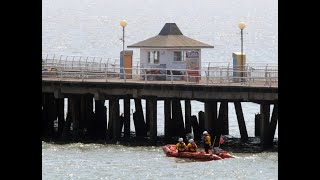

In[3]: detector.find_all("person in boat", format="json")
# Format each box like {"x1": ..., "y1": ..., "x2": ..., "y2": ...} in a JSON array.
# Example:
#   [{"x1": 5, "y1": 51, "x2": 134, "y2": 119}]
[
  {"x1": 186, "y1": 139, "x2": 197, "y2": 152},
  {"x1": 203, "y1": 131, "x2": 211, "y2": 154},
  {"x1": 176, "y1": 138, "x2": 187, "y2": 153}
]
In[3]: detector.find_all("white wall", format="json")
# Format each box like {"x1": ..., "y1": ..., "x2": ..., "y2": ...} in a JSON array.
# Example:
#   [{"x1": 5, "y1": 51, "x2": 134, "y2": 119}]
[{"x1": 140, "y1": 48, "x2": 201, "y2": 70}]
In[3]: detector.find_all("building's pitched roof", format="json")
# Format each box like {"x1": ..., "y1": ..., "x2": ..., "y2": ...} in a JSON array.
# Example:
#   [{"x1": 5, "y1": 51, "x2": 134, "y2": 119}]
[{"x1": 128, "y1": 23, "x2": 214, "y2": 48}]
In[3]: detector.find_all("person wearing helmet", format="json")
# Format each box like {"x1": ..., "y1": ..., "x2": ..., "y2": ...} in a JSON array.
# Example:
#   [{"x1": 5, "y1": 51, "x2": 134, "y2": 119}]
[
  {"x1": 203, "y1": 131, "x2": 211, "y2": 154},
  {"x1": 186, "y1": 139, "x2": 197, "y2": 152},
  {"x1": 176, "y1": 138, "x2": 187, "y2": 153}
]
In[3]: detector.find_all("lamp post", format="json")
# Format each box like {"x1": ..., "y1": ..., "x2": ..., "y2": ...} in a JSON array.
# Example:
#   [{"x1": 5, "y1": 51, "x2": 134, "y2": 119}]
[
  {"x1": 120, "y1": 20, "x2": 128, "y2": 54},
  {"x1": 238, "y1": 22, "x2": 246, "y2": 81},
  {"x1": 120, "y1": 20, "x2": 128, "y2": 79},
  {"x1": 238, "y1": 22, "x2": 246, "y2": 62}
]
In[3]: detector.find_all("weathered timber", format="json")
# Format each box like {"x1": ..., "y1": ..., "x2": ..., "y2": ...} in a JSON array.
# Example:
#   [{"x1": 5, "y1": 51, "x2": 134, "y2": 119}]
[{"x1": 234, "y1": 102, "x2": 248, "y2": 141}]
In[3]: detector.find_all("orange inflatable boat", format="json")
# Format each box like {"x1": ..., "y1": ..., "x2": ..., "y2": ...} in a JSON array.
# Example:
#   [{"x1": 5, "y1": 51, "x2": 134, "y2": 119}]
[{"x1": 162, "y1": 144, "x2": 234, "y2": 161}]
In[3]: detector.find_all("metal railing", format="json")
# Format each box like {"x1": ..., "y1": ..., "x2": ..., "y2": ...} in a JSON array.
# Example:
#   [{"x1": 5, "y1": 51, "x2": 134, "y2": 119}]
[{"x1": 42, "y1": 54, "x2": 277, "y2": 87}]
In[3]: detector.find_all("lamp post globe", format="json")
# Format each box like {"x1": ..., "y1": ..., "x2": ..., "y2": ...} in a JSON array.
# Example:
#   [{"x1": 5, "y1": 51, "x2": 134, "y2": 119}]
[
  {"x1": 120, "y1": 20, "x2": 128, "y2": 28},
  {"x1": 238, "y1": 22, "x2": 246, "y2": 30}
]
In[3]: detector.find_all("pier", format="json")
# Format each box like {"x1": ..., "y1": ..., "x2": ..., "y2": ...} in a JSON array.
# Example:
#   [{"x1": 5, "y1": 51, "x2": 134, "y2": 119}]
[{"x1": 42, "y1": 55, "x2": 278, "y2": 148}]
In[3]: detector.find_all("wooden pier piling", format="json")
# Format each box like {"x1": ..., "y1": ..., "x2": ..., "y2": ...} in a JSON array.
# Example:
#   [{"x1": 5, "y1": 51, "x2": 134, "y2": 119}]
[
  {"x1": 133, "y1": 98, "x2": 147, "y2": 137},
  {"x1": 260, "y1": 103, "x2": 278, "y2": 148},
  {"x1": 260, "y1": 102, "x2": 270, "y2": 147},
  {"x1": 42, "y1": 77, "x2": 278, "y2": 149},
  {"x1": 71, "y1": 95, "x2": 81, "y2": 140},
  {"x1": 185, "y1": 99, "x2": 192, "y2": 134},
  {"x1": 56, "y1": 97, "x2": 65, "y2": 138},
  {"x1": 255, "y1": 113, "x2": 261, "y2": 136},
  {"x1": 147, "y1": 97, "x2": 157, "y2": 143},
  {"x1": 124, "y1": 96, "x2": 131, "y2": 138},
  {"x1": 234, "y1": 102, "x2": 248, "y2": 141},
  {"x1": 204, "y1": 100, "x2": 217, "y2": 136},
  {"x1": 172, "y1": 99, "x2": 185, "y2": 138},
  {"x1": 164, "y1": 98, "x2": 171, "y2": 141},
  {"x1": 218, "y1": 101, "x2": 229, "y2": 135}
]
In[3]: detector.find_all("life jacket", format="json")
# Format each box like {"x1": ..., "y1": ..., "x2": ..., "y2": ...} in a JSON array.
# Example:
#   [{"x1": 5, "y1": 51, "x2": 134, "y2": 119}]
[
  {"x1": 187, "y1": 143, "x2": 197, "y2": 152},
  {"x1": 204, "y1": 135, "x2": 211, "y2": 145},
  {"x1": 176, "y1": 142, "x2": 186, "y2": 152}
]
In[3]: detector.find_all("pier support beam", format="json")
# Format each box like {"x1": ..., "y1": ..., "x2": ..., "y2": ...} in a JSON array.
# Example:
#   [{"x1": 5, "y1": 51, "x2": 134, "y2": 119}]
[
  {"x1": 185, "y1": 99, "x2": 191, "y2": 134},
  {"x1": 133, "y1": 98, "x2": 147, "y2": 137},
  {"x1": 218, "y1": 101, "x2": 229, "y2": 135},
  {"x1": 71, "y1": 95, "x2": 81, "y2": 141},
  {"x1": 260, "y1": 103, "x2": 278, "y2": 148},
  {"x1": 260, "y1": 103, "x2": 270, "y2": 147},
  {"x1": 204, "y1": 100, "x2": 217, "y2": 137},
  {"x1": 147, "y1": 97, "x2": 157, "y2": 144},
  {"x1": 95, "y1": 99, "x2": 107, "y2": 140},
  {"x1": 87, "y1": 94, "x2": 94, "y2": 139},
  {"x1": 190, "y1": 115, "x2": 201, "y2": 141},
  {"x1": 85, "y1": 94, "x2": 94, "y2": 140},
  {"x1": 269, "y1": 103, "x2": 278, "y2": 142},
  {"x1": 42, "y1": 93, "x2": 48, "y2": 138},
  {"x1": 164, "y1": 98, "x2": 171, "y2": 141},
  {"x1": 234, "y1": 102, "x2": 248, "y2": 141},
  {"x1": 124, "y1": 96, "x2": 131, "y2": 139},
  {"x1": 48, "y1": 93, "x2": 56, "y2": 138},
  {"x1": 79, "y1": 95, "x2": 86, "y2": 137},
  {"x1": 109, "y1": 97, "x2": 120, "y2": 141},
  {"x1": 78, "y1": 94, "x2": 93, "y2": 139},
  {"x1": 198, "y1": 111, "x2": 205, "y2": 133},
  {"x1": 56, "y1": 97, "x2": 65, "y2": 138},
  {"x1": 146, "y1": 99, "x2": 150, "y2": 133},
  {"x1": 172, "y1": 99, "x2": 185, "y2": 138},
  {"x1": 255, "y1": 113, "x2": 261, "y2": 136}
]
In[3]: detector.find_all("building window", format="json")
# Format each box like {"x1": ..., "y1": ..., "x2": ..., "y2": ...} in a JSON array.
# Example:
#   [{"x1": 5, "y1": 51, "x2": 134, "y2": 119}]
[
  {"x1": 174, "y1": 51, "x2": 185, "y2": 62},
  {"x1": 148, "y1": 51, "x2": 160, "y2": 64}
]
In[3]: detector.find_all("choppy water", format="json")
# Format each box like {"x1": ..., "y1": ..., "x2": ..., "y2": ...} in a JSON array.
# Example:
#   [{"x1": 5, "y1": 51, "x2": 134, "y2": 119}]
[
  {"x1": 42, "y1": 142, "x2": 278, "y2": 180},
  {"x1": 43, "y1": 0, "x2": 278, "y2": 179}
]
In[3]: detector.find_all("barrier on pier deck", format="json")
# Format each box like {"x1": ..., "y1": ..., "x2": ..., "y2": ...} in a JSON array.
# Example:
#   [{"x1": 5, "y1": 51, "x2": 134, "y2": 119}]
[
  {"x1": 232, "y1": 52, "x2": 246, "y2": 82},
  {"x1": 120, "y1": 50, "x2": 133, "y2": 79}
]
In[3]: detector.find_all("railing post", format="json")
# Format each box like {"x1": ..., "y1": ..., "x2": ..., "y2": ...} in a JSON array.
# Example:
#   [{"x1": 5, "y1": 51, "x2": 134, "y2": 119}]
[
  {"x1": 59, "y1": 69, "x2": 63, "y2": 81},
  {"x1": 72, "y1": 56, "x2": 75, "y2": 69},
  {"x1": 81, "y1": 69, "x2": 84, "y2": 82},
  {"x1": 63, "y1": 56, "x2": 67, "y2": 70},
  {"x1": 248, "y1": 68, "x2": 251, "y2": 87},
  {"x1": 208, "y1": 62, "x2": 211, "y2": 77},
  {"x1": 144, "y1": 69, "x2": 147, "y2": 83},
  {"x1": 227, "y1": 63, "x2": 230, "y2": 86},
  {"x1": 107, "y1": 58, "x2": 110, "y2": 73},
  {"x1": 269, "y1": 72, "x2": 272, "y2": 87},
  {"x1": 170, "y1": 70, "x2": 173, "y2": 84},
  {"x1": 65, "y1": 56, "x2": 68, "y2": 64},
  {"x1": 136, "y1": 61, "x2": 139, "y2": 74},
  {"x1": 123, "y1": 68, "x2": 126, "y2": 83},
  {"x1": 219, "y1": 67, "x2": 223, "y2": 83},
  {"x1": 265, "y1": 64, "x2": 268, "y2": 86},
  {"x1": 186, "y1": 71, "x2": 189, "y2": 83},
  {"x1": 206, "y1": 70, "x2": 208, "y2": 85},
  {"x1": 59, "y1": 55, "x2": 63, "y2": 65},
  {"x1": 100, "y1": 57, "x2": 102, "y2": 71},
  {"x1": 45, "y1": 54, "x2": 48, "y2": 63},
  {"x1": 92, "y1": 57, "x2": 95, "y2": 70},
  {"x1": 105, "y1": 67, "x2": 108, "y2": 82}
]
